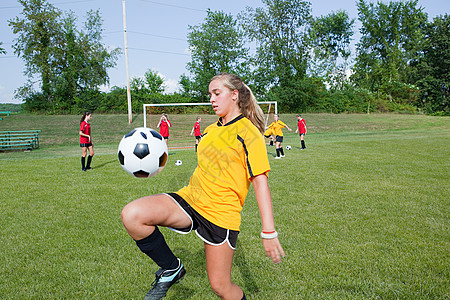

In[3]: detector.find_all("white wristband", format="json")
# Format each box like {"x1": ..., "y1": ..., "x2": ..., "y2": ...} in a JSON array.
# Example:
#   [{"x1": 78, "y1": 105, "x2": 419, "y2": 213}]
[{"x1": 260, "y1": 231, "x2": 278, "y2": 239}]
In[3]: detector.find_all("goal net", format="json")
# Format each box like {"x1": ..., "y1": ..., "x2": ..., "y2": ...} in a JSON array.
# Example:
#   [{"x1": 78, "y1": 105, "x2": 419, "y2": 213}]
[{"x1": 143, "y1": 102, "x2": 277, "y2": 149}]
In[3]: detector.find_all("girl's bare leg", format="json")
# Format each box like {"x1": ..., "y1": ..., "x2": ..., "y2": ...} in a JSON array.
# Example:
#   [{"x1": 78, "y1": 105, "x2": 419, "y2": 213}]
[{"x1": 205, "y1": 243, "x2": 243, "y2": 300}]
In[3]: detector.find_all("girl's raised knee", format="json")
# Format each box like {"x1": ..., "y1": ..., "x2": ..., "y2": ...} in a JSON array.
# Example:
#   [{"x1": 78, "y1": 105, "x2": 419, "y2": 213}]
[{"x1": 121, "y1": 202, "x2": 140, "y2": 224}]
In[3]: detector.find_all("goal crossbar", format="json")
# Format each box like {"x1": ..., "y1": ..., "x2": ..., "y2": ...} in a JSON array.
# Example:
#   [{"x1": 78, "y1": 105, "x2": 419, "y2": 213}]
[{"x1": 143, "y1": 101, "x2": 277, "y2": 128}]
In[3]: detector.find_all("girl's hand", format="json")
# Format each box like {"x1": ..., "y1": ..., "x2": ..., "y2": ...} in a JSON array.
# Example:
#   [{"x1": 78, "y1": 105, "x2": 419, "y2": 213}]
[{"x1": 262, "y1": 237, "x2": 285, "y2": 264}]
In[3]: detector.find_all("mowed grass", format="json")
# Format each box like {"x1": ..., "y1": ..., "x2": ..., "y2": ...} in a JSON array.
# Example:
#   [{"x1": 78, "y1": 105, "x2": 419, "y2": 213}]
[{"x1": 0, "y1": 113, "x2": 449, "y2": 299}]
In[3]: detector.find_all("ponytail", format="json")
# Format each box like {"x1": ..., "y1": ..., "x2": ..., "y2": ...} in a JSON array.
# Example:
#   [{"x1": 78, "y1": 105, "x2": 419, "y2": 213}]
[
  {"x1": 210, "y1": 73, "x2": 265, "y2": 134},
  {"x1": 80, "y1": 112, "x2": 91, "y2": 124}
]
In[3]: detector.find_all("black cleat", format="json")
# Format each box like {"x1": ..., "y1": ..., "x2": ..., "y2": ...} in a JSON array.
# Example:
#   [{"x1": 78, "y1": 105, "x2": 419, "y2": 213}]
[{"x1": 144, "y1": 259, "x2": 186, "y2": 300}]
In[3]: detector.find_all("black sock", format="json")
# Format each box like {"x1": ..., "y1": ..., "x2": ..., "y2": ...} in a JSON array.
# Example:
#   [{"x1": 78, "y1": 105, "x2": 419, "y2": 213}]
[
  {"x1": 135, "y1": 226, "x2": 178, "y2": 270},
  {"x1": 301, "y1": 140, "x2": 306, "y2": 149},
  {"x1": 276, "y1": 148, "x2": 280, "y2": 157},
  {"x1": 86, "y1": 155, "x2": 93, "y2": 168},
  {"x1": 195, "y1": 144, "x2": 197, "y2": 152},
  {"x1": 280, "y1": 147, "x2": 284, "y2": 156},
  {"x1": 81, "y1": 156, "x2": 86, "y2": 169},
  {"x1": 269, "y1": 140, "x2": 273, "y2": 146}
]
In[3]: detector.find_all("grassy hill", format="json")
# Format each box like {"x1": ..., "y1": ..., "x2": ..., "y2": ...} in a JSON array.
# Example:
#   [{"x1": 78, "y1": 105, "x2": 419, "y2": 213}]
[{"x1": 0, "y1": 103, "x2": 22, "y2": 113}]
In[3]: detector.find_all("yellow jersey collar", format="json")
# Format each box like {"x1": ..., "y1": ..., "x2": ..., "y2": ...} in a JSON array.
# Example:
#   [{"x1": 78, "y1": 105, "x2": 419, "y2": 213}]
[{"x1": 217, "y1": 114, "x2": 244, "y2": 127}]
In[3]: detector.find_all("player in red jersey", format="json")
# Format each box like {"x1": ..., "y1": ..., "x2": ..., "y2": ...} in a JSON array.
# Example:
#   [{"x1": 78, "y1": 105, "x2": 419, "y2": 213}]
[
  {"x1": 190, "y1": 116, "x2": 202, "y2": 152},
  {"x1": 79, "y1": 112, "x2": 94, "y2": 171},
  {"x1": 157, "y1": 113, "x2": 171, "y2": 143},
  {"x1": 295, "y1": 114, "x2": 307, "y2": 150}
]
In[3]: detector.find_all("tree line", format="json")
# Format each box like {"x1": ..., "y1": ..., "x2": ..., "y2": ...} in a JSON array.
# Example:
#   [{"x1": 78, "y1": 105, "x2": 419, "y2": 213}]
[{"x1": 4, "y1": 0, "x2": 449, "y2": 115}]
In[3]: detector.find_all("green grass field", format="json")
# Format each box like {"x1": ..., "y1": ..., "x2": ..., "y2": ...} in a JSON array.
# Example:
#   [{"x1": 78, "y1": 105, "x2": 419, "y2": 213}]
[{"x1": 1, "y1": 113, "x2": 449, "y2": 299}]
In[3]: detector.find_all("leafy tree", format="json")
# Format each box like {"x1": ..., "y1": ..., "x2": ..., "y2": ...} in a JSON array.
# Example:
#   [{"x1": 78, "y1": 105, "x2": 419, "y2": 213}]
[
  {"x1": 128, "y1": 69, "x2": 166, "y2": 111},
  {"x1": 0, "y1": 42, "x2": 6, "y2": 54},
  {"x1": 179, "y1": 73, "x2": 199, "y2": 98},
  {"x1": 352, "y1": 0, "x2": 427, "y2": 98},
  {"x1": 52, "y1": 9, "x2": 120, "y2": 111},
  {"x1": 186, "y1": 9, "x2": 249, "y2": 101},
  {"x1": 9, "y1": 0, "x2": 62, "y2": 101},
  {"x1": 129, "y1": 69, "x2": 165, "y2": 96},
  {"x1": 309, "y1": 10, "x2": 355, "y2": 89},
  {"x1": 144, "y1": 69, "x2": 165, "y2": 94},
  {"x1": 409, "y1": 14, "x2": 449, "y2": 114},
  {"x1": 9, "y1": 0, "x2": 120, "y2": 112},
  {"x1": 240, "y1": 0, "x2": 312, "y2": 109}
]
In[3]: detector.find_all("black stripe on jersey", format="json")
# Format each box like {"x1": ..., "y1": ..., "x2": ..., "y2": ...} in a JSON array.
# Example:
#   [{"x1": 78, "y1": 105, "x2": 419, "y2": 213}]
[
  {"x1": 237, "y1": 135, "x2": 253, "y2": 177},
  {"x1": 217, "y1": 114, "x2": 244, "y2": 127}
]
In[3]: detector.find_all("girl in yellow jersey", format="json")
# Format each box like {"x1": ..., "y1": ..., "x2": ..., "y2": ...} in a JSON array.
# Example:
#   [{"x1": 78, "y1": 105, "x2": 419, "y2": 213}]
[
  {"x1": 121, "y1": 73, "x2": 285, "y2": 300},
  {"x1": 267, "y1": 114, "x2": 292, "y2": 159}
]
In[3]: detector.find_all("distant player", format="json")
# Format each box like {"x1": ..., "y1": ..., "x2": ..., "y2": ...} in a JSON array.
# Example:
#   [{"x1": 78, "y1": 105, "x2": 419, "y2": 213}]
[
  {"x1": 295, "y1": 114, "x2": 307, "y2": 150},
  {"x1": 79, "y1": 111, "x2": 94, "y2": 171},
  {"x1": 264, "y1": 127, "x2": 275, "y2": 146},
  {"x1": 157, "y1": 113, "x2": 171, "y2": 143},
  {"x1": 267, "y1": 114, "x2": 292, "y2": 159},
  {"x1": 190, "y1": 116, "x2": 202, "y2": 152}
]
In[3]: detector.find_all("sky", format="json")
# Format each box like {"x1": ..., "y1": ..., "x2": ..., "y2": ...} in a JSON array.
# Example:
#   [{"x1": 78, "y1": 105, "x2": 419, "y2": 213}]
[{"x1": 0, "y1": 0, "x2": 448, "y2": 104}]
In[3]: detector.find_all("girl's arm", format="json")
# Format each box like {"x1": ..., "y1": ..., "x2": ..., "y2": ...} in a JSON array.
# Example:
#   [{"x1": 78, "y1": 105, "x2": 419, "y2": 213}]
[
  {"x1": 79, "y1": 130, "x2": 90, "y2": 141},
  {"x1": 252, "y1": 174, "x2": 285, "y2": 264}
]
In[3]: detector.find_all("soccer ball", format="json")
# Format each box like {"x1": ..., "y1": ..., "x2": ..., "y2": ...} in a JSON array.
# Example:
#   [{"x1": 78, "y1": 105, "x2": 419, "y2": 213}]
[
  {"x1": 286, "y1": 145, "x2": 292, "y2": 150},
  {"x1": 175, "y1": 160, "x2": 182, "y2": 166},
  {"x1": 118, "y1": 127, "x2": 168, "y2": 178}
]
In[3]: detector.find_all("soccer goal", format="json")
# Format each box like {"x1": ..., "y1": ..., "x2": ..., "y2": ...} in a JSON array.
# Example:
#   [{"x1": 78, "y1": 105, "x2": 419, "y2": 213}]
[{"x1": 143, "y1": 102, "x2": 277, "y2": 149}]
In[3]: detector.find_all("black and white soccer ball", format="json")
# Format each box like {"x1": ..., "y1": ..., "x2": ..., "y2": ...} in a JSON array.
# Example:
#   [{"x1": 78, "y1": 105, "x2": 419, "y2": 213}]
[
  {"x1": 118, "y1": 127, "x2": 168, "y2": 178},
  {"x1": 175, "y1": 160, "x2": 182, "y2": 166},
  {"x1": 286, "y1": 145, "x2": 292, "y2": 150}
]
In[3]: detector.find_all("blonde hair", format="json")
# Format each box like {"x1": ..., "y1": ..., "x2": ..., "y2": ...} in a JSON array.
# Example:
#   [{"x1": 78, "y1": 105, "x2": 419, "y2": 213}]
[{"x1": 210, "y1": 73, "x2": 265, "y2": 134}]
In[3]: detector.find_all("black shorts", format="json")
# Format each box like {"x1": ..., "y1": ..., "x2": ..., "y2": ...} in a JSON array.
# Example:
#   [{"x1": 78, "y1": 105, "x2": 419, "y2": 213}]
[
  {"x1": 195, "y1": 135, "x2": 202, "y2": 140},
  {"x1": 275, "y1": 136, "x2": 283, "y2": 143},
  {"x1": 166, "y1": 193, "x2": 239, "y2": 249},
  {"x1": 80, "y1": 143, "x2": 93, "y2": 147}
]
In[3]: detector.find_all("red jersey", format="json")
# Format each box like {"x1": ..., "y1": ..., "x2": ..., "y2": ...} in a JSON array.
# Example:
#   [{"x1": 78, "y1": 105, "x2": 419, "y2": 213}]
[
  {"x1": 159, "y1": 120, "x2": 171, "y2": 137},
  {"x1": 80, "y1": 121, "x2": 91, "y2": 143},
  {"x1": 297, "y1": 118, "x2": 306, "y2": 134},
  {"x1": 193, "y1": 121, "x2": 201, "y2": 136}
]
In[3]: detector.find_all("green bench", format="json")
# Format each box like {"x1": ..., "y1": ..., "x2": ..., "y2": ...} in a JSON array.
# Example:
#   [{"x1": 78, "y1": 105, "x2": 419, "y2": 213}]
[
  {"x1": 0, "y1": 130, "x2": 41, "y2": 151},
  {"x1": 0, "y1": 111, "x2": 12, "y2": 116},
  {"x1": 0, "y1": 111, "x2": 11, "y2": 120}
]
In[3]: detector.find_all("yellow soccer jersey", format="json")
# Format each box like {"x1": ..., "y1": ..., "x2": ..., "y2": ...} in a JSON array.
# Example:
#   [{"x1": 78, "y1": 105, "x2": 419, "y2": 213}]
[
  {"x1": 268, "y1": 120, "x2": 286, "y2": 136},
  {"x1": 264, "y1": 127, "x2": 275, "y2": 137},
  {"x1": 177, "y1": 114, "x2": 270, "y2": 231}
]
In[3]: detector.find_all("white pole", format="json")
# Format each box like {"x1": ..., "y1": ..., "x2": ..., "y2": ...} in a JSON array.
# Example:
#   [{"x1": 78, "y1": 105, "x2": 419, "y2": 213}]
[
  {"x1": 122, "y1": 0, "x2": 132, "y2": 124},
  {"x1": 143, "y1": 104, "x2": 146, "y2": 128}
]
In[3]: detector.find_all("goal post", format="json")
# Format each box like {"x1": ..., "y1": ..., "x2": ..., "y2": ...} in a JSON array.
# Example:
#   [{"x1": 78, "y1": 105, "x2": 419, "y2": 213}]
[{"x1": 143, "y1": 101, "x2": 277, "y2": 149}]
